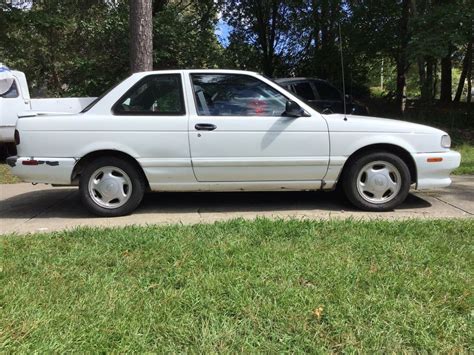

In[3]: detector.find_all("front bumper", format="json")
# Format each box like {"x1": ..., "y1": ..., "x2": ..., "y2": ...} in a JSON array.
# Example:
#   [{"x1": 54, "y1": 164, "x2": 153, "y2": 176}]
[
  {"x1": 6, "y1": 156, "x2": 76, "y2": 185},
  {"x1": 413, "y1": 150, "x2": 461, "y2": 190}
]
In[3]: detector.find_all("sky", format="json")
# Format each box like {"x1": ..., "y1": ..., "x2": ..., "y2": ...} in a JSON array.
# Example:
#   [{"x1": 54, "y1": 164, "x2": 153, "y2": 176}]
[
  {"x1": 6, "y1": 0, "x2": 32, "y2": 9},
  {"x1": 215, "y1": 18, "x2": 232, "y2": 47}
]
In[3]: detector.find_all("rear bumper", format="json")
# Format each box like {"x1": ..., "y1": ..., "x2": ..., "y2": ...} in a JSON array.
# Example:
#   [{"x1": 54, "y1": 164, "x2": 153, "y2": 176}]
[
  {"x1": 414, "y1": 150, "x2": 461, "y2": 189},
  {"x1": 7, "y1": 156, "x2": 76, "y2": 185}
]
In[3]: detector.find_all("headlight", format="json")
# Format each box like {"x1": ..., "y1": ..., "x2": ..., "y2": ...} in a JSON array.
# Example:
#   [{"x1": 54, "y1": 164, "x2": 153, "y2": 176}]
[{"x1": 441, "y1": 135, "x2": 451, "y2": 148}]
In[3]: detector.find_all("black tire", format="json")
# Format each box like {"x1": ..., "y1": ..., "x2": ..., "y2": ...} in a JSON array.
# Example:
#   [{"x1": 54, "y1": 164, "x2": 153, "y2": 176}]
[
  {"x1": 342, "y1": 151, "x2": 411, "y2": 211},
  {"x1": 0, "y1": 143, "x2": 16, "y2": 161},
  {"x1": 0, "y1": 144, "x2": 7, "y2": 161},
  {"x1": 79, "y1": 156, "x2": 145, "y2": 217}
]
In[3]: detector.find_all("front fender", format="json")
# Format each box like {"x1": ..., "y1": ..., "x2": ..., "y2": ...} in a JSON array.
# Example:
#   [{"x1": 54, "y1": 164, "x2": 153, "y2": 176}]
[
  {"x1": 324, "y1": 133, "x2": 418, "y2": 186},
  {"x1": 332, "y1": 133, "x2": 417, "y2": 157}
]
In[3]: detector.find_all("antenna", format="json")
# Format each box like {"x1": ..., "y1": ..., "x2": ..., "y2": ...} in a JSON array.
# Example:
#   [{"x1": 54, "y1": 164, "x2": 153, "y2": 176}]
[{"x1": 338, "y1": 22, "x2": 347, "y2": 121}]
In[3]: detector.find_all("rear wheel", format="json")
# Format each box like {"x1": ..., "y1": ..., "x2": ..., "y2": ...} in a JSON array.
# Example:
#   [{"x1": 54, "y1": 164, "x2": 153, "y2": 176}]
[
  {"x1": 342, "y1": 152, "x2": 411, "y2": 211},
  {"x1": 79, "y1": 157, "x2": 145, "y2": 217}
]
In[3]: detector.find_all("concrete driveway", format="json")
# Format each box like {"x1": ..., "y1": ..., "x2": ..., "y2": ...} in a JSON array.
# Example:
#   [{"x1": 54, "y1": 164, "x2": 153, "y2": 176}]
[{"x1": 1, "y1": 176, "x2": 473, "y2": 234}]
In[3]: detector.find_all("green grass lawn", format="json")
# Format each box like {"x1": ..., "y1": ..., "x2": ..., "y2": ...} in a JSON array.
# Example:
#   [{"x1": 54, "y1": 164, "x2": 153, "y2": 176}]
[
  {"x1": 453, "y1": 143, "x2": 474, "y2": 175},
  {"x1": 1, "y1": 219, "x2": 472, "y2": 352},
  {"x1": 0, "y1": 163, "x2": 20, "y2": 184},
  {"x1": 450, "y1": 128, "x2": 474, "y2": 175}
]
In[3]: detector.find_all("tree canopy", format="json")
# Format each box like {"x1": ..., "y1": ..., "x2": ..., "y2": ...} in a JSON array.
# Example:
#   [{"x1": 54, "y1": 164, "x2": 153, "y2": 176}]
[{"x1": 0, "y1": 0, "x2": 472, "y2": 107}]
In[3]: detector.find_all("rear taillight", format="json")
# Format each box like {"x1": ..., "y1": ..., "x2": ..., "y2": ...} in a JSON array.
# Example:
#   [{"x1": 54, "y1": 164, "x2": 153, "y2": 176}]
[{"x1": 14, "y1": 130, "x2": 20, "y2": 145}]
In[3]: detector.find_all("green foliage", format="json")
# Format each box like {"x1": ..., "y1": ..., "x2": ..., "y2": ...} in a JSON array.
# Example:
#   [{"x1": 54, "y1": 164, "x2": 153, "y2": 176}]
[
  {"x1": 409, "y1": 0, "x2": 472, "y2": 60},
  {"x1": 66, "y1": 3, "x2": 131, "y2": 96},
  {"x1": 0, "y1": 0, "x2": 471, "y2": 103},
  {"x1": 223, "y1": 1, "x2": 291, "y2": 76},
  {"x1": 453, "y1": 144, "x2": 474, "y2": 175},
  {"x1": 152, "y1": 2, "x2": 223, "y2": 70},
  {"x1": 0, "y1": 0, "x2": 223, "y2": 97},
  {"x1": 220, "y1": 31, "x2": 262, "y2": 72},
  {"x1": 0, "y1": 1, "x2": 130, "y2": 96}
]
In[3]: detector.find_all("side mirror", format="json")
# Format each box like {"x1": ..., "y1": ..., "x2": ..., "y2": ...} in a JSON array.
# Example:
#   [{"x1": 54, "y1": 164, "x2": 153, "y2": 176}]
[{"x1": 284, "y1": 100, "x2": 305, "y2": 118}]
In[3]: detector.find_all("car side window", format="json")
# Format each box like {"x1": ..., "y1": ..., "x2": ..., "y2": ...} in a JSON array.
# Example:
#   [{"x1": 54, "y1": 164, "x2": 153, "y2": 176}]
[
  {"x1": 294, "y1": 82, "x2": 316, "y2": 100},
  {"x1": 113, "y1": 74, "x2": 185, "y2": 115},
  {"x1": 313, "y1": 81, "x2": 341, "y2": 101},
  {"x1": 191, "y1": 74, "x2": 287, "y2": 116},
  {"x1": 0, "y1": 80, "x2": 19, "y2": 98}
]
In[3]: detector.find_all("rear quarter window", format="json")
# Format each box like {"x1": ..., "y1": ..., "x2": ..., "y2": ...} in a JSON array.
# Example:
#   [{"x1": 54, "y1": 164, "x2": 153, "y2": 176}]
[{"x1": 113, "y1": 74, "x2": 185, "y2": 115}]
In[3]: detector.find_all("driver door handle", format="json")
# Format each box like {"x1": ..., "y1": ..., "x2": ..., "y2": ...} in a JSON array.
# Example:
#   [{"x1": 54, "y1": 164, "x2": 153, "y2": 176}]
[{"x1": 195, "y1": 123, "x2": 217, "y2": 131}]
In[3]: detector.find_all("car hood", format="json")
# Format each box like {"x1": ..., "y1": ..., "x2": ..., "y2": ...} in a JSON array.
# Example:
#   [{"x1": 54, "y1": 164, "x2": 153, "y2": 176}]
[{"x1": 324, "y1": 114, "x2": 445, "y2": 135}]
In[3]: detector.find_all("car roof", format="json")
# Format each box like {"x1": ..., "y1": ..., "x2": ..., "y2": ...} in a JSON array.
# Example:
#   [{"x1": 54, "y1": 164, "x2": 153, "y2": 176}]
[
  {"x1": 133, "y1": 69, "x2": 260, "y2": 76},
  {"x1": 275, "y1": 77, "x2": 329, "y2": 84}
]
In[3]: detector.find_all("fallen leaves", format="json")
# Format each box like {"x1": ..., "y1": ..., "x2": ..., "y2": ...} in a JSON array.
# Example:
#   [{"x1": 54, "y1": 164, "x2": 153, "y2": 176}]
[{"x1": 312, "y1": 306, "x2": 324, "y2": 321}]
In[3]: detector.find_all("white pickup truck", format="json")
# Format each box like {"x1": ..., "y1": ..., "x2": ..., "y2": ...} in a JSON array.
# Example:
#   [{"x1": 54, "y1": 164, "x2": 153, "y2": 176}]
[
  {"x1": 8, "y1": 69, "x2": 461, "y2": 217},
  {"x1": 0, "y1": 67, "x2": 95, "y2": 147}
]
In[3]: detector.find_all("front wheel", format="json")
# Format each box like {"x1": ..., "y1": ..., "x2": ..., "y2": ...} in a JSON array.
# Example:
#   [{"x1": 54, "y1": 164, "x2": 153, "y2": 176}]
[
  {"x1": 79, "y1": 157, "x2": 145, "y2": 217},
  {"x1": 342, "y1": 152, "x2": 411, "y2": 211}
]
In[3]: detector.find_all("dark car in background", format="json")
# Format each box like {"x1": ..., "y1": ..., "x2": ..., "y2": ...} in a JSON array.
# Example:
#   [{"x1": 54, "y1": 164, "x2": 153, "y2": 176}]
[{"x1": 275, "y1": 77, "x2": 369, "y2": 115}]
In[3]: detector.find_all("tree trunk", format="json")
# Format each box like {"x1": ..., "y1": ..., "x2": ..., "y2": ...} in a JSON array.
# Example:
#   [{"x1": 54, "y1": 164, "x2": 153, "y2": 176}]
[
  {"x1": 254, "y1": 2, "x2": 271, "y2": 76},
  {"x1": 417, "y1": 56, "x2": 435, "y2": 102},
  {"x1": 418, "y1": 58, "x2": 428, "y2": 101},
  {"x1": 412, "y1": 0, "x2": 429, "y2": 102},
  {"x1": 396, "y1": 0, "x2": 410, "y2": 113},
  {"x1": 454, "y1": 40, "x2": 472, "y2": 102},
  {"x1": 467, "y1": 48, "x2": 472, "y2": 105},
  {"x1": 426, "y1": 57, "x2": 435, "y2": 100},
  {"x1": 396, "y1": 60, "x2": 407, "y2": 113},
  {"x1": 311, "y1": 0, "x2": 321, "y2": 50},
  {"x1": 380, "y1": 58, "x2": 384, "y2": 90},
  {"x1": 130, "y1": 0, "x2": 153, "y2": 73},
  {"x1": 432, "y1": 60, "x2": 438, "y2": 99},
  {"x1": 440, "y1": 49, "x2": 453, "y2": 102}
]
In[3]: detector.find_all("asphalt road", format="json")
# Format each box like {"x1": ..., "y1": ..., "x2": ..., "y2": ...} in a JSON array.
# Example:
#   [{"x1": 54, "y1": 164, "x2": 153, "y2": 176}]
[{"x1": 1, "y1": 176, "x2": 473, "y2": 234}]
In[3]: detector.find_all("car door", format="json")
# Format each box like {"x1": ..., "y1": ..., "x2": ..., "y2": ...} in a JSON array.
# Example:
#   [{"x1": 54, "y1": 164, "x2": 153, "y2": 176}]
[
  {"x1": 111, "y1": 73, "x2": 192, "y2": 186},
  {"x1": 187, "y1": 73, "x2": 329, "y2": 182}
]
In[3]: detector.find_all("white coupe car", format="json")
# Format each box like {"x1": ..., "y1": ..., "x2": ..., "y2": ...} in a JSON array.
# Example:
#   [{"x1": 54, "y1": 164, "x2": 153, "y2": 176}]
[{"x1": 7, "y1": 69, "x2": 461, "y2": 216}]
